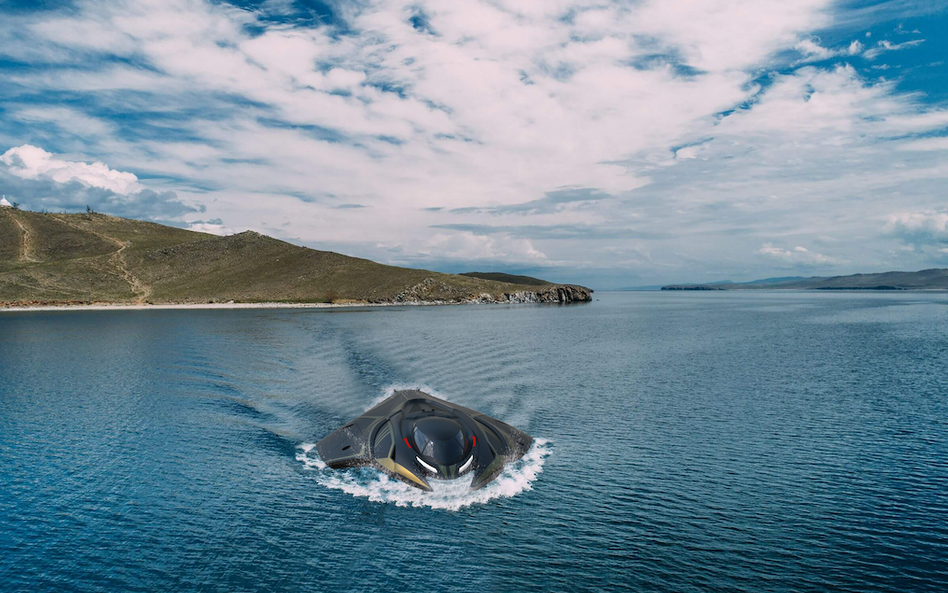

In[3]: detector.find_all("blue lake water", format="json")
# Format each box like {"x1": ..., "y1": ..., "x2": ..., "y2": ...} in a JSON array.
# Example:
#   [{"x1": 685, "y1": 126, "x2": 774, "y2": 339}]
[{"x1": 1, "y1": 291, "x2": 947, "y2": 592}]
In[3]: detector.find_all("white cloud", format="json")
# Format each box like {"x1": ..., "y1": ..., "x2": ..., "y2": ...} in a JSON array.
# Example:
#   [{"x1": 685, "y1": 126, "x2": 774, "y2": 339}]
[
  {"x1": 422, "y1": 232, "x2": 547, "y2": 263},
  {"x1": 793, "y1": 37, "x2": 863, "y2": 63},
  {"x1": 795, "y1": 38, "x2": 838, "y2": 61},
  {"x1": 1, "y1": 144, "x2": 142, "y2": 195},
  {"x1": 11, "y1": 0, "x2": 837, "y2": 211},
  {"x1": 13, "y1": 106, "x2": 114, "y2": 137},
  {"x1": 758, "y1": 243, "x2": 840, "y2": 264},
  {"x1": 896, "y1": 137, "x2": 948, "y2": 151},
  {"x1": 187, "y1": 221, "x2": 234, "y2": 236},
  {"x1": 0, "y1": 143, "x2": 197, "y2": 219},
  {"x1": 675, "y1": 145, "x2": 701, "y2": 160},
  {"x1": 863, "y1": 38, "x2": 924, "y2": 60},
  {"x1": 885, "y1": 211, "x2": 948, "y2": 244},
  {"x1": 624, "y1": 0, "x2": 831, "y2": 72}
]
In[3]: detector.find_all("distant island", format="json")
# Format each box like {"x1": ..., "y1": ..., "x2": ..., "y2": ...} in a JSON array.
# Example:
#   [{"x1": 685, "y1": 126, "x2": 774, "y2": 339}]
[
  {"x1": 662, "y1": 269, "x2": 948, "y2": 291},
  {"x1": 0, "y1": 208, "x2": 592, "y2": 308}
]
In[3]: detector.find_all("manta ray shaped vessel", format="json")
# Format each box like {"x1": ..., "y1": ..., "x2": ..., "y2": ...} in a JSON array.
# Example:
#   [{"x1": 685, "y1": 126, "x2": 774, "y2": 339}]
[{"x1": 316, "y1": 390, "x2": 533, "y2": 491}]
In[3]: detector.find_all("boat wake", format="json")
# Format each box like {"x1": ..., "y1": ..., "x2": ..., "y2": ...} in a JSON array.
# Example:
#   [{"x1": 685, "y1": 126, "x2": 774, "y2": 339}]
[{"x1": 296, "y1": 438, "x2": 551, "y2": 511}]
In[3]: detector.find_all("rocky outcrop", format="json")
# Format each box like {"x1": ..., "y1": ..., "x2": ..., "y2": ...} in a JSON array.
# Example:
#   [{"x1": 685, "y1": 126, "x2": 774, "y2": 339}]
[
  {"x1": 384, "y1": 277, "x2": 593, "y2": 305},
  {"x1": 502, "y1": 284, "x2": 593, "y2": 303},
  {"x1": 386, "y1": 276, "x2": 592, "y2": 305}
]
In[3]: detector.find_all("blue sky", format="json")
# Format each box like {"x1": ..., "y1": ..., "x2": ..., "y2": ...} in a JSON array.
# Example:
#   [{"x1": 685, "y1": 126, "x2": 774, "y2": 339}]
[{"x1": 0, "y1": 0, "x2": 946, "y2": 288}]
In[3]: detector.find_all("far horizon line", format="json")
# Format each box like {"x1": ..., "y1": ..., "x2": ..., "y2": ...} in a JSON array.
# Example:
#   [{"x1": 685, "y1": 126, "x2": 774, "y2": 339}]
[{"x1": 2, "y1": 203, "x2": 943, "y2": 291}]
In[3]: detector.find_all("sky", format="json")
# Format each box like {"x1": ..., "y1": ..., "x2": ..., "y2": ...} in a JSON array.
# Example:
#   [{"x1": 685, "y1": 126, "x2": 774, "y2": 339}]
[{"x1": 0, "y1": 0, "x2": 946, "y2": 288}]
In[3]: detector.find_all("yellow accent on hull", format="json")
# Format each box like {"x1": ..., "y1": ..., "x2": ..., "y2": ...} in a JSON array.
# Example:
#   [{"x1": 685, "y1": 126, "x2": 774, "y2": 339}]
[{"x1": 377, "y1": 458, "x2": 429, "y2": 489}]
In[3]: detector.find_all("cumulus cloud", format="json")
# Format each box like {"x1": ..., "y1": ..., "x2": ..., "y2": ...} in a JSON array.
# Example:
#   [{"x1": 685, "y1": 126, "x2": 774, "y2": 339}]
[
  {"x1": 1, "y1": 145, "x2": 142, "y2": 194},
  {"x1": 0, "y1": 144, "x2": 197, "y2": 219},
  {"x1": 885, "y1": 211, "x2": 948, "y2": 246}
]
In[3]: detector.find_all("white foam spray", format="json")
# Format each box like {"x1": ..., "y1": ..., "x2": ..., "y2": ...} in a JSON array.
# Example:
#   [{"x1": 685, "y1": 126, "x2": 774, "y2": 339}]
[
  {"x1": 296, "y1": 439, "x2": 551, "y2": 511},
  {"x1": 296, "y1": 443, "x2": 326, "y2": 470}
]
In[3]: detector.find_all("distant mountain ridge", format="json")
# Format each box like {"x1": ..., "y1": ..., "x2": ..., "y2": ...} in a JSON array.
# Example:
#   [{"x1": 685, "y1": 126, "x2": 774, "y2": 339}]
[
  {"x1": 0, "y1": 208, "x2": 592, "y2": 307},
  {"x1": 460, "y1": 272, "x2": 551, "y2": 286},
  {"x1": 662, "y1": 269, "x2": 948, "y2": 291},
  {"x1": 741, "y1": 276, "x2": 811, "y2": 285}
]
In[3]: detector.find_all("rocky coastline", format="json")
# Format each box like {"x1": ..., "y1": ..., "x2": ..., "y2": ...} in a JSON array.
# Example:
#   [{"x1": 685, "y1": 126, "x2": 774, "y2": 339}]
[
  {"x1": 1, "y1": 283, "x2": 593, "y2": 310},
  {"x1": 387, "y1": 276, "x2": 592, "y2": 304}
]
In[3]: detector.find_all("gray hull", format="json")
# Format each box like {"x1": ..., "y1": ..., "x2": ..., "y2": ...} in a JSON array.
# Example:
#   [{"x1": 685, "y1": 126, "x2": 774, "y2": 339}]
[{"x1": 316, "y1": 390, "x2": 533, "y2": 491}]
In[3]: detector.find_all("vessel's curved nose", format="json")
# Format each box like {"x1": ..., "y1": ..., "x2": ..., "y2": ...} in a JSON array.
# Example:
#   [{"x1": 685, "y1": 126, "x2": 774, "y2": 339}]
[{"x1": 412, "y1": 417, "x2": 468, "y2": 466}]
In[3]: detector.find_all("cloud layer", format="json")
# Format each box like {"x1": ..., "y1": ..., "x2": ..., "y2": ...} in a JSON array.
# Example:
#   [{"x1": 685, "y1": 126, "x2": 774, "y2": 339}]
[
  {"x1": 0, "y1": 0, "x2": 946, "y2": 286},
  {"x1": 0, "y1": 144, "x2": 196, "y2": 218}
]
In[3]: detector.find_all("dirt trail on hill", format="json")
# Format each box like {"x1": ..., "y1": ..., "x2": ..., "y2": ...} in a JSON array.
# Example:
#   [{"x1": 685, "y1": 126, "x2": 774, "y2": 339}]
[
  {"x1": 10, "y1": 213, "x2": 38, "y2": 262},
  {"x1": 56, "y1": 217, "x2": 152, "y2": 304},
  {"x1": 110, "y1": 241, "x2": 151, "y2": 305}
]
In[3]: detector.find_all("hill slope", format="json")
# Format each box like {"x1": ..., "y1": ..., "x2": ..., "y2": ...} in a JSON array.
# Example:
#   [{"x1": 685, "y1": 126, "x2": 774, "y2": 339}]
[
  {"x1": 662, "y1": 269, "x2": 948, "y2": 291},
  {"x1": 0, "y1": 209, "x2": 591, "y2": 307}
]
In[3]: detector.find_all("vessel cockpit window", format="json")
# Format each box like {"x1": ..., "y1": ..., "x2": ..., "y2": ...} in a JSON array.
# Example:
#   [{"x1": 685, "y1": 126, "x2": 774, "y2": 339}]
[{"x1": 412, "y1": 423, "x2": 465, "y2": 464}]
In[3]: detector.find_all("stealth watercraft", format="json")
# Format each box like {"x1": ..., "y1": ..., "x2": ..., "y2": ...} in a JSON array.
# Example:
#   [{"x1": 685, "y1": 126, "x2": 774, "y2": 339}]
[{"x1": 316, "y1": 390, "x2": 533, "y2": 491}]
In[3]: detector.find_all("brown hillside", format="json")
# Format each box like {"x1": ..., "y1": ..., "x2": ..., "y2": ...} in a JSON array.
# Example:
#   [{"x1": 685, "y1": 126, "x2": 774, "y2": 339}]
[{"x1": 0, "y1": 208, "x2": 592, "y2": 307}]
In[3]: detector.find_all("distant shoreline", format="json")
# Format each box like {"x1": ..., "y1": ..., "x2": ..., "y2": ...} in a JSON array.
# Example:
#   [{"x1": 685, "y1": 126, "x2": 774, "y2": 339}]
[
  {"x1": 659, "y1": 268, "x2": 948, "y2": 291},
  {"x1": 660, "y1": 286, "x2": 948, "y2": 292}
]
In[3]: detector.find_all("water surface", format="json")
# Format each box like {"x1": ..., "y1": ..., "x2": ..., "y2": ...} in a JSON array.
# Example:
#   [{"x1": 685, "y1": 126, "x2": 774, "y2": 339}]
[{"x1": 1, "y1": 292, "x2": 947, "y2": 592}]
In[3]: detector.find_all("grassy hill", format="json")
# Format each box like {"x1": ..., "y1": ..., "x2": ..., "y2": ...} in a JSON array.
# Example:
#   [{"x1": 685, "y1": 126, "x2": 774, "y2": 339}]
[
  {"x1": 0, "y1": 208, "x2": 591, "y2": 307},
  {"x1": 662, "y1": 269, "x2": 948, "y2": 291}
]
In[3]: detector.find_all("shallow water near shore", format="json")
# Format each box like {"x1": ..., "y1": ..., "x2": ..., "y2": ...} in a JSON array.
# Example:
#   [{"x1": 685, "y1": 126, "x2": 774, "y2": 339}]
[{"x1": 2, "y1": 291, "x2": 947, "y2": 591}]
